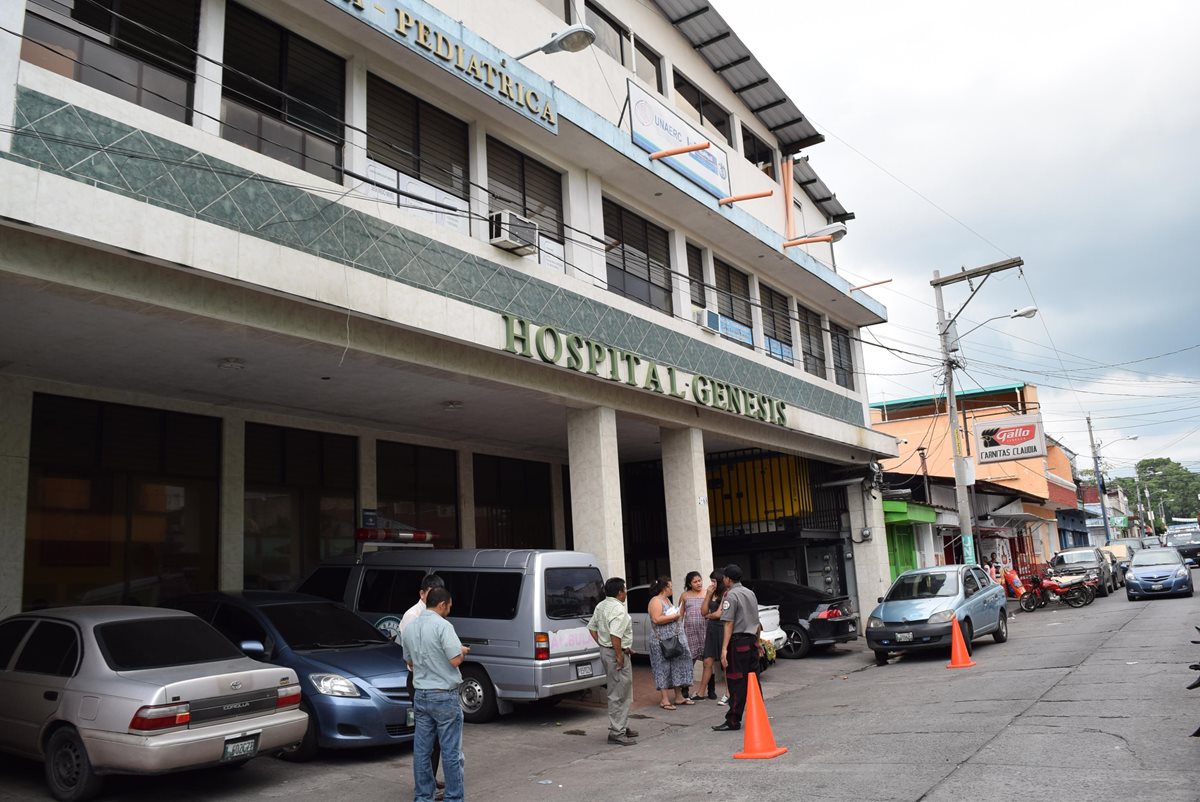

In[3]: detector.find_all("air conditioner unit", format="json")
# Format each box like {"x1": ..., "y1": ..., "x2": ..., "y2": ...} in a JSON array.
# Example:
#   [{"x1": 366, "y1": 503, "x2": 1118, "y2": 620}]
[
  {"x1": 693, "y1": 308, "x2": 719, "y2": 333},
  {"x1": 488, "y1": 210, "x2": 539, "y2": 256}
]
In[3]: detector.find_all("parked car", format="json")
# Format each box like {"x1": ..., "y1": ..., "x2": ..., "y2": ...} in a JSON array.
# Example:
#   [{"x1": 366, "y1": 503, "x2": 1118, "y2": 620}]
[
  {"x1": 1106, "y1": 537, "x2": 1145, "y2": 552},
  {"x1": 1165, "y1": 531, "x2": 1200, "y2": 565},
  {"x1": 1049, "y1": 547, "x2": 1115, "y2": 596},
  {"x1": 867, "y1": 565, "x2": 1008, "y2": 666},
  {"x1": 162, "y1": 591, "x2": 413, "y2": 761},
  {"x1": 624, "y1": 584, "x2": 786, "y2": 658},
  {"x1": 0, "y1": 606, "x2": 307, "y2": 802},
  {"x1": 1100, "y1": 543, "x2": 1135, "y2": 587},
  {"x1": 741, "y1": 579, "x2": 859, "y2": 659},
  {"x1": 1140, "y1": 536, "x2": 1163, "y2": 549},
  {"x1": 1126, "y1": 548, "x2": 1195, "y2": 600}
]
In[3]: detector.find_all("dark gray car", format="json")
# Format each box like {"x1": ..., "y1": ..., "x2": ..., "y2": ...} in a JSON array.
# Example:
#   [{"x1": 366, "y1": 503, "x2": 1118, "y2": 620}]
[{"x1": 1049, "y1": 547, "x2": 1115, "y2": 596}]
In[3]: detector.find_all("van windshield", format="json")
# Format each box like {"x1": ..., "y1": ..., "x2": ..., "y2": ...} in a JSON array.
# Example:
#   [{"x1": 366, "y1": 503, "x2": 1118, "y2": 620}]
[{"x1": 544, "y1": 567, "x2": 604, "y2": 619}]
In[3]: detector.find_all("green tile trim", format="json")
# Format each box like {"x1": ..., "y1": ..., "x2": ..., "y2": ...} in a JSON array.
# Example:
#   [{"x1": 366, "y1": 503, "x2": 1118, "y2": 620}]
[{"x1": 4, "y1": 87, "x2": 866, "y2": 426}]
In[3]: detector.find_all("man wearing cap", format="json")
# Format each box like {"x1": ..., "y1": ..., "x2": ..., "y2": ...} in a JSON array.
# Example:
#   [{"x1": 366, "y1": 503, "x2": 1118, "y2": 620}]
[
  {"x1": 712, "y1": 563, "x2": 761, "y2": 732},
  {"x1": 587, "y1": 577, "x2": 639, "y2": 746}
]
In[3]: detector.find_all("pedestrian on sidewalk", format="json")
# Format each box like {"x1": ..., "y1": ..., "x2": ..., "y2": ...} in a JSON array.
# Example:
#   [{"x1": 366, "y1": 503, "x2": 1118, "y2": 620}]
[
  {"x1": 697, "y1": 570, "x2": 727, "y2": 702},
  {"x1": 401, "y1": 586, "x2": 469, "y2": 802},
  {"x1": 648, "y1": 576, "x2": 694, "y2": 710},
  {"x1": 679, "y1": 571, "x2": 708, "y2": 700},
  {"x1": 586, "y1": 577, "x2": 638, "y2": 746},
  {"x1": 712, "y1": 564, "x2": 760, "y2": 733},
  {"x1": 400, "y1": 574, "x2": 445, "y2": 797}
]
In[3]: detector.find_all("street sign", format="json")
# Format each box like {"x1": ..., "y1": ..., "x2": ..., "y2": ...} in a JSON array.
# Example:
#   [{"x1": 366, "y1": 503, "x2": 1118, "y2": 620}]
[{"x1": 973, "y1": 414, "x2": 1047, "y2": 464}]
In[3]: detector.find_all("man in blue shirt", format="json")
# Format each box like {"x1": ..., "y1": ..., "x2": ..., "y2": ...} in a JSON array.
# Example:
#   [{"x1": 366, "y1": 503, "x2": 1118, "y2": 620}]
[{"x1": 401, "y1": 586, "x2": 469, "y2": 802}]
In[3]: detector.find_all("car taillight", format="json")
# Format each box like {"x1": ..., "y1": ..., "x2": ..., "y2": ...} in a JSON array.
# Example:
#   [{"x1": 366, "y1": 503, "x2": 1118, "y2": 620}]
[
  {"x1": 534, "y1": 632, "x2": 550, "y2": 661},
  {"x1": 816, "y1": 607, "x2": 842, "y2": 619},
  {"x1": 276, "y1": 684, "x2": 302, "y2": 710},
  {"x1": 129, "y1": 703, "x2": 190, "y2": 732}
]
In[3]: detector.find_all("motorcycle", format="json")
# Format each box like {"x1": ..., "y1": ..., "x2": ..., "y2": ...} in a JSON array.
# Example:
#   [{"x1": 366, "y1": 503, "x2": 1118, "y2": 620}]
[{"x1": 1019, "y1": 571, "x2": 1093, "y2": 611}]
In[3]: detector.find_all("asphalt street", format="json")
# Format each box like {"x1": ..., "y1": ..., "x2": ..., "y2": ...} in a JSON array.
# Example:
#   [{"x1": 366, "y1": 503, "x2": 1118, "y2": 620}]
[{"x1": 3, "y1": 589, "x2": 1199, "y2": 801}]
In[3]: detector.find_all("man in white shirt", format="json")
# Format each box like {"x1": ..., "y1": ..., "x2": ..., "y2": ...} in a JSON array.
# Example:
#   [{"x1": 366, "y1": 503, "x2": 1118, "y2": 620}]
[{"x1": 401, "y1": 575, "x2": 446, "y2": 798}]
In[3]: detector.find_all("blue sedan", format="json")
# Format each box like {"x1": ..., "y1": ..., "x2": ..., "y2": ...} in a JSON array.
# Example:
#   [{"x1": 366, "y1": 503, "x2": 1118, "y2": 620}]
[
  {"x1": 163, "y1": 591, "x2": 413, "y2": 760},
  {"x1": 867, "y1": 565, "x2": 1009, "y2": 666},
  {"x1": 1126, "y1": 548, "x2": 1194, "y2": 600}
]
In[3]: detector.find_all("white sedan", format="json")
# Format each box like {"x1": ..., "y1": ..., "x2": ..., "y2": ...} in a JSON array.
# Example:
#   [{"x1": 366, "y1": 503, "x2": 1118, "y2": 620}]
[{"x1": 624, "y1": 584, "x2": 786, "y2": 656}]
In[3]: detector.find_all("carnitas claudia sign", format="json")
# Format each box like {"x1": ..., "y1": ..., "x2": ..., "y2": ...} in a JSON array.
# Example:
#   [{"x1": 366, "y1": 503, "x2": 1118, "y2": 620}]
[{"x1": 972, "y1": 414, "x2": 1047, "y2": 464}]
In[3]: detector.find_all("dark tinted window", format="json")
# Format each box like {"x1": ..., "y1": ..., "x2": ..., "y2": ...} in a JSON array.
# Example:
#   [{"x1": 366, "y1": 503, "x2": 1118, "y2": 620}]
[
  {"x1": 357, "y1": 569, "x2": 425, "y2": 613},
  {"x1": 625, "y1": 586, "x2": 648, "y2": 612},
  {"x1": 830, "y1": 323, "x2": 855, "y2": 390},
  {"x1": 473, "y1": 454, "x2": 552, "y2": 549},
  {"x1": 686, "y1": 243, "x2": 706, "y2": 307},
  {"x1": 468, "y1": 573, "x2": 522, "y2": 620},
  {"x1": 377, "y1": 440, "x2": 459, "y2": 546},
  {"x1": 297, "y1": 566, "x2": 353, "y2": 602},
  {"x1": 963, "y1": 572, "x2": 980, "y2": 595},
  {"x1": 96, "y1": 617, "x2": 242, "y2": 670},
  {"x1": 603, "y1": 199, "x2": 673, "y2": 315},
  {"x1": 213, "y1": 604, "x2": 269, "y2": 649},
  {"x1": 544, "y1": 567, "x2": 603, "y2": 620},
  {"x1": 487, "y1": 137, "x2": 564, "y2": 241},
  {"x1": 367, "y1": 74, "x2": 469, "y2": 199},
  {"x1": 0, "y1": 620, "x2": 34, "y2": 670},
  {"x1": 262, "y1": 602, "x2": 388, "y2": 648},
  {"x1": 14, "y1": 621, "x2": 79, "y2": 676},
  {"x1": 796, "y1": 304, "x2": 826, "y2": 378}
]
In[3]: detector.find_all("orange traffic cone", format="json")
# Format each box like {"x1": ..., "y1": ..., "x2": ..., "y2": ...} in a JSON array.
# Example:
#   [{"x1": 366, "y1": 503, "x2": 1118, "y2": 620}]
[
  {"x1": 946, "y1": 614, "x2": 975, "y2": 669},
  {"x1": 733, "y1": 672, "x2": 788, "y2": 759}
]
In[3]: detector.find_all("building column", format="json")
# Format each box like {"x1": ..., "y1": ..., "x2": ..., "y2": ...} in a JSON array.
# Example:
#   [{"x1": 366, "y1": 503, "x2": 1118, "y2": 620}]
[
  {"x1": 219, "y1": 413, "x2": 245, "y2": 591},
  {"x1": 0, "y1": 0, "x2": 26, "y2": 154},
  {"x1": 566, "y1": 407, "x2": 624, "y2": 581},
  {"x1": 193, "y1": 0, "x2": 226, "y2": 137},
  {"x1": 660, "y1": 427, "x2": 713, "y2": 592},
  {"x1": 668, "y1": 229, "x2": 690, "y2": 318},
  {"x1": 550, "y1": 460, "x2": 567, "y2": 550},
  {"x1": 747, "y1": 274, "x2": 764, "y2": 353},
  {"x1": 467, "y1": 123, "x2": 488, "y2": 241},
  {"x1": 358, "y1": 434, "x2": 376, "y2": 525},
  {"x1": 563, "y1": 169, "x2": 606, "y2": 285},
  {"x1": 343, "y1": 56, "x2": 368, "y2": 183},
  {"x1": 457, "y1": 448, "x2": 476, "y2": 548},
  {"x1": 846, "y1": 482, "x2": 889, "y2": 618},
  {"x1": 0, "y1": 377, "x2": 32, "y2": 617}
]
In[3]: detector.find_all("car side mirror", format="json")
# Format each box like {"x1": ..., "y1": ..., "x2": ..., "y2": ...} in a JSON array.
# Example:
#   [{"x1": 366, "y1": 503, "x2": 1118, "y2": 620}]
[
  {"x1": 1119, "y1": 561, "x2": 1130, "y2": 569},
  {"x1": 1187, "y1": 559, "x2": 1196, "y2": 567},
  {"x1": 877, "y1": 596, "x2": 884, "y2": 604},
  {"x1": 239, "y1": 639, "x2": 267, "y2": 659}
]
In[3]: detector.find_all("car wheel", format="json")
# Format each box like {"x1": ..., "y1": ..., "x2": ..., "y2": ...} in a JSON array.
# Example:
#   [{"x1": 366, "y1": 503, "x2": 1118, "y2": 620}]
[
  {"x1": 459, "y1": 664, "x2": 499, "y2": 723},
  {"x1": 279, "y1": 701, "x2": 319, "y2": 762},
  {"x1": 779, "y1": 624, "x2": 812, "y2": 659},
  {"x1": 873, "y1": 650, "x2": 889, "y2": 666},
  {"x1": 45, "y1": 727, "x2": 103, "y2": 802},
  {"x1": 961, "y1": 620, "x2": 974, "y2": 656},
  {"x1": 1098, "y1": 579, "x2": 1109, "y2": 597},
  {"x1": 992, "y1": 611, "x2": 1008, "y2": 643}
]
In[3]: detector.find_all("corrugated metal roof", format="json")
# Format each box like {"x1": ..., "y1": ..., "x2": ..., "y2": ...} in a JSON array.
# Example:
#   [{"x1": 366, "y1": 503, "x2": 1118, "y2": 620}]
[
  {"x1": 869, "y1": 383, "x2": 1027, "y2": 410},
  {"x1": 649, "y1": 0, "x2": 852, "y2": 222}
]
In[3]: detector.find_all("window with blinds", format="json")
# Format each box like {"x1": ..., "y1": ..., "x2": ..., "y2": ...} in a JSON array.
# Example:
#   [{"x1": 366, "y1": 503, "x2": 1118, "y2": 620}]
[
  {"x1": 713, "y1": 259, "x2": 753, "y2": 348},
  {"x1": 221, "y1": 3, "x2": 344, "y2": 180},
  {"x1": 487, "y1": 137, "x2": 564, "y2": 241},
  {"x1": 760, "y1": 284, "x2": 793, "y2": 364},
  {"x1": 830, "y1": 324, "x2": 855, "y2": 390},
  {"x1": 602, "y1": 199, "x2": 673, "y2": 315},
  {"x1": 367, "y1": 74, "x2": 469, "y2": 199},
  {"x1": 686, "y1": 243, "x2": 706, "y2": 307},
  {"x1": 796, "y1": 303, "x2": 826, "y2": 379}
]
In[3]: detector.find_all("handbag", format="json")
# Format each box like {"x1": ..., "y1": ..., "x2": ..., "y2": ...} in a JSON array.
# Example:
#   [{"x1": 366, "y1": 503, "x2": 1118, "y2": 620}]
[{"x1": 658, "y1": 633, "x2": 684, "y2": 660}]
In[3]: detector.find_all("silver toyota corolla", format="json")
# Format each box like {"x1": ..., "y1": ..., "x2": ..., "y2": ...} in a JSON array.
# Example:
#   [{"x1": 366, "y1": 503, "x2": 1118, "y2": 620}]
[{"x1": 0, "y1": 606, "x2": 309, "y2": 801}]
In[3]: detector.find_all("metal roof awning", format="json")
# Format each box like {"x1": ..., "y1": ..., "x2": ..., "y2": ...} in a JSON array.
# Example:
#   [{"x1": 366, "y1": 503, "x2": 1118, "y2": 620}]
[{"x1": 650, "y1": 0, "x2": 853, "y2": 222}]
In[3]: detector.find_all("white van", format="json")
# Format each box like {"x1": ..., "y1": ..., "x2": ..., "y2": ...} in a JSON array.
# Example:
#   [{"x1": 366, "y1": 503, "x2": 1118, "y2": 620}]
[{"x1": 298, "y1": 547, "x2": 607, "y2": 722}]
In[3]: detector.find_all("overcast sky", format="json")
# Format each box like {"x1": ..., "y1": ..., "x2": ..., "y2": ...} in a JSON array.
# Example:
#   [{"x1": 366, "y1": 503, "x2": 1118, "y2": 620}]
[{"x1": 713, "y1": 0, "x2": 1200, "y2": 476}]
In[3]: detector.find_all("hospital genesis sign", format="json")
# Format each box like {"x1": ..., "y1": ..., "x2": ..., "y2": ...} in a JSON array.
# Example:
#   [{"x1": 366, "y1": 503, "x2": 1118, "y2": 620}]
[{"x1": 502, "y1": 316, "x2": 788, "y2": 426}]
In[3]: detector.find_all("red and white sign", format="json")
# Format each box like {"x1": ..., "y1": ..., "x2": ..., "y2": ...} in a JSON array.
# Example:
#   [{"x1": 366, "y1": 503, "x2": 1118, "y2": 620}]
[{"x1": 973, "y1": 414, "x2": 1047, "y2": 464}]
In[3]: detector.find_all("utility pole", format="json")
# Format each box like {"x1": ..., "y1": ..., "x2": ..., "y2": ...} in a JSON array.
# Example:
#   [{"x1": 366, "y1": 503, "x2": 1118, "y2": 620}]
[
  {"x1": 931, "y1": 257, "x2": 1024, "y2": 566},
  {"x1": 1133, "y1": 471, "x2": 1148, "y2": 534},
  {"x1": 1086, "y1": 414, "x2": 1113, "y2": 545}
]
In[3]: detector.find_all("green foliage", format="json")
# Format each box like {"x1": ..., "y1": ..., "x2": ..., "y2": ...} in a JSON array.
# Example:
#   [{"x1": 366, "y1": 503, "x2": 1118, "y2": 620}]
[{"x1": 1113, "y1": 458, "x2": 1200, "y2": 530}]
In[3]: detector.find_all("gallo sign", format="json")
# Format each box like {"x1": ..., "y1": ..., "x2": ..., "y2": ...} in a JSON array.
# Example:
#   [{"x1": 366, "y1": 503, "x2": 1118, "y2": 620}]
[{"x1": 972, "y1": 415, "x2": 1047, "y2": 464}]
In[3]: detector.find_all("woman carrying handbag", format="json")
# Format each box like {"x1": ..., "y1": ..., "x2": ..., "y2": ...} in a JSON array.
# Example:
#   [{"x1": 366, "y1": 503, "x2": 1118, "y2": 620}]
[{"x1": 647, "y1": 576, "x2": 693, "y2": 710}]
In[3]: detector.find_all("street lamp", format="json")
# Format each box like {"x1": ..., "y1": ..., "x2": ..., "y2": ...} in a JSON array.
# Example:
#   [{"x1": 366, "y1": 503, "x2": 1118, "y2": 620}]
[
  {"x1": 952, "y1": 306, "x2": 1038, "y2": 343},
  {"x1": 1088, "y1": 433, "x2": 1138, "y2": 542},
  {"x1": 931, "y1": 257, "x2": 1027, "y2": 565},
  {"x1": 515, "y1": 24, "x2": 597, "y2": 60}
]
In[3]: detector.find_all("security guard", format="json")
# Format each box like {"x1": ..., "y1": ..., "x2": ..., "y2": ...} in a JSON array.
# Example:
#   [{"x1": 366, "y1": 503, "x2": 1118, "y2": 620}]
[{"x1": 712, "y1": 563, "x2": 761, "y2": 732}]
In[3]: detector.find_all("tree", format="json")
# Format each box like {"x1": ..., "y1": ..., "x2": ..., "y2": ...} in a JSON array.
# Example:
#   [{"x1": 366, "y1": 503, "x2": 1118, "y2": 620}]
[{"x1": 1113, "y1": 458, "x2": 1200, "y2": 530}]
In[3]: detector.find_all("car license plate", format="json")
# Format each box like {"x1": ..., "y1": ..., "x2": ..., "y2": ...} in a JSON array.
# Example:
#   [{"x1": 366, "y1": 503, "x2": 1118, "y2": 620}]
[
  {"x1": 896, "y1": 632, "x2": 913, "y2": 642},
  {"x1": 406, "y1": 708, "x2": 415, "y2": 727},
  {"x1": 1152, "y1": 583, "x2": 1164, "y2": 590},
  {"x1": 222, "y1": 735, "x2": 258, "y2": 762},
  {"x1": 575, "y1": 663, "x2": 593, "y2": 679}
]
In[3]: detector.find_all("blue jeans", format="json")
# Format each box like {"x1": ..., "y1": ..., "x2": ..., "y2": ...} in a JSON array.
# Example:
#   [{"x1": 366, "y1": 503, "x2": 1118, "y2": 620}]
[{"x1": 413, "y1": 689, "x2": 464, "y2": 802}]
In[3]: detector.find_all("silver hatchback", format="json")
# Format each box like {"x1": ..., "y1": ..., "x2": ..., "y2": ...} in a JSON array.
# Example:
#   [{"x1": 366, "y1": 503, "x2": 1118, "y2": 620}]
[{"x1": 0, "y1": 606, "x2": 309, "y2": 801}]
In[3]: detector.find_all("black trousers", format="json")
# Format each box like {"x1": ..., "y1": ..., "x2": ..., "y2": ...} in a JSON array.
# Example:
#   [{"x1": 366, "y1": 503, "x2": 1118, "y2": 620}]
[
  {"x1": 725, "y1": 633, "x2": 759, "y2": 727},
  {"x1": 406, "y1": 668, "x2": 441, "y2": 775}
]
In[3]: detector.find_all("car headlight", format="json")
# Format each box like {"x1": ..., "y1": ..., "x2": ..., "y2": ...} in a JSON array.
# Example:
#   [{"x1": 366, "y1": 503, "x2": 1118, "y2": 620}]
[
  {"x1": 927, "y1": 610, "x2": 956, "y2": 624},
  {"x1": 1176, "y1": 567, "x2": 1189, "y2": 578},
  {"x1": 309, "y1": 673, "x2": 360, "y2": 697},
  {"x1": 867, "y1": 616, "x2": 885, "y2": 629},
  {"x1": 1085, "y1": 568, "x2": 1099, "y2": 578}
]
